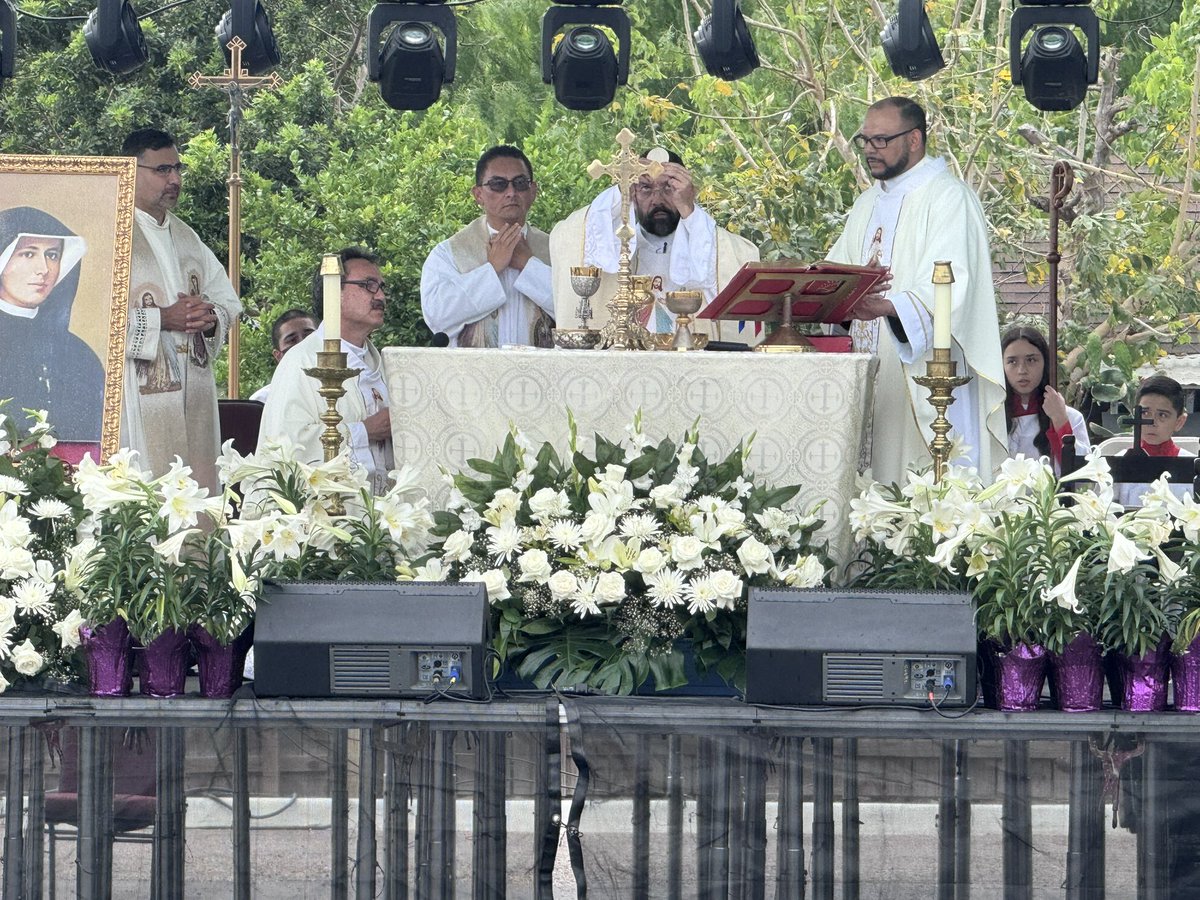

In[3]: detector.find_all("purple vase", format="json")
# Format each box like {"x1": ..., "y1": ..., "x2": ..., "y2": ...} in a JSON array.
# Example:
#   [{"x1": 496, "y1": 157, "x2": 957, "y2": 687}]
[
  {"x1": 990, "y1": 643, "x2": 1048, "y2": 711},
  {"x1": 1118, "y1": 637, "x2": 1171, "y2": 712},
  {"x1": 1049, "y1": 632, "x2": 1104, "y2": 712},
  {"x1": 189, "y1": 624, "x2": 253, "y2": 699},
  {"x1": 139, "y1": 628, "x2": 190, "y2": 698},
  {"x1": 1171, "y1": 636, "x2": 1200, "y2": 712},
  {"x1": 80, "y1": 618, "x2": 134, "y2": 697}
]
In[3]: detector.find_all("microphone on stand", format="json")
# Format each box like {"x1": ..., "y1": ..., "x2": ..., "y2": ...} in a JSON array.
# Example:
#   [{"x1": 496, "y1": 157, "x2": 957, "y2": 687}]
[{"x1": 431, "y1": 332, "x2": 450, "y2": 347}]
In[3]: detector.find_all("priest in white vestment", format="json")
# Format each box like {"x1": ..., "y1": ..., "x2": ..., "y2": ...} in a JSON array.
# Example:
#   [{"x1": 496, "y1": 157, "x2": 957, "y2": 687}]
[
  {"x1": 421, "y1": 146, "x2": 555, "y2": 348},
  {"x1": 826, "y1": 98, "x2": 1006, "y2": 486},
  {"x1": 549, "y1": 150, "x2": 759, "y2": 342},
  {"x1": 120, "y1": 129, "x2": 242, "y2": 494},
  {"x1": 259, "y1": 248, "x2": 394, "y2": 495}
]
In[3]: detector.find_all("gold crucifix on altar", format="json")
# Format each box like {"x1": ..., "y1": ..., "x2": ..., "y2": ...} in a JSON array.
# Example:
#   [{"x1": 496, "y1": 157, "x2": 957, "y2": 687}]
[
  {"x1": 189, "y1": 37, "x2": 282, "y2": 397},
  {"x1": 585, "y1": 128, "x2": 664, "y2": 350}
]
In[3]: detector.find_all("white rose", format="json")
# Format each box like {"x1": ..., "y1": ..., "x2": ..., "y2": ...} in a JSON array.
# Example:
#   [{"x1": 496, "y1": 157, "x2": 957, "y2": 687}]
[
  {"x1": 518, "y1": 549, "x2": 553, "y2": 583},
  {"x1": 708, "y1": 569, "x2": 744, "y2": 605},
  {"x1": 528, "y1": 488, "x2": 569, "y2": 521},
  {"x1": 547, "y1": 570, "x2": 579, "y2": 601},
  {"x1": 784, "y1": 555, "x2": 827, "y2": 589},
  {"x1": 670, "y1": 535, "x2": 706, "y2": 571},
  {"x1": 53, "y1": 609, "x2": 85, "y2": 650},
  {"x1": 600, "y1": 464, "x2": 627, "y2": 485},
  {"x1": 465, "y1": 569, "x2": 511, "y2": 602},
  {"x1": 10, "y1": 638, "x2": 44, "y2": 677},
  {"x1": 650, "y1": 484, "x2": 682, "y2": 509},
  {"x1": 737, "y1": 536, "x2": 774, "y2": 575},
  {"x1": 595, "y1": 571, "x2": 627, "y2": 604},
  {"x1": 634, "y1": 547, "x2": 666, "y2": 575},
  {"x1": 579, "y1": 512, "x2": 615, "y2": 545},
  {"x1": 442, "y1": 530, "x2": 475, "y2": 563}
]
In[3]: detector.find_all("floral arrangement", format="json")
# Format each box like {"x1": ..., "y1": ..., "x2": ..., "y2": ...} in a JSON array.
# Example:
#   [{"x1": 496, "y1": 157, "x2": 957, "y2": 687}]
[
  {"x1": 0, "y1": 406, "x2": 88, "y2": 691},
  {"x1": 408, "y1": 413, "x2": 829, "y2": 694},
  {"x1": 850, "y1": 453, "x2": 1191, "y2": 656}
]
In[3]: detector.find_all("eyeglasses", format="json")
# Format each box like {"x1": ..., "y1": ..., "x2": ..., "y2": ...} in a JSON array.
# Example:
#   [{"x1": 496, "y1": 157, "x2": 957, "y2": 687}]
[
  {"x1": 137, "y1": 163, "x2": 188, "y2": 177},
  {"x1": 343, "y1": 278, "x2": 388, "y2": 295},
  {"x1": 851, "y1": 128, "x2": 916, "y2": 150},
  {"x1": 634, "y1": 182, "x2": 675, "y2": 199},
  {"x1": 481, "y1": 176, "x2": 532, "y2": 193}
]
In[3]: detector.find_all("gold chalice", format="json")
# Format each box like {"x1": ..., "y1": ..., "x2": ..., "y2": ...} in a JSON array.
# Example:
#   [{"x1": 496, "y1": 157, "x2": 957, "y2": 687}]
[
  {"x1": 554, "y1": 265, "x2": 603, "y2": 349},
  {"x1": 665, "y1": 290, "x2": 705, "y2": 351}
]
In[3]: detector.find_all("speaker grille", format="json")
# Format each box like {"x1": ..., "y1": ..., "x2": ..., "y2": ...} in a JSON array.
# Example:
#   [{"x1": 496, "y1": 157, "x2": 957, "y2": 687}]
[
  {"x1": 823, "y1": 654, "x2": 885, "y2": 699},
  {"x1": 330, "y1": 646, "x2": 392, "y2": 694}
]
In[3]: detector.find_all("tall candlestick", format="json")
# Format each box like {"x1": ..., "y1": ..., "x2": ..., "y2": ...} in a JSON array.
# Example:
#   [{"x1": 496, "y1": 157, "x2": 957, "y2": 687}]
[
  {"x1": 321, "y1": 253, "x2": 343, "y2": 342},
  {"x1": 932, "y1": 260, "x2": 954, "y2": 351}
]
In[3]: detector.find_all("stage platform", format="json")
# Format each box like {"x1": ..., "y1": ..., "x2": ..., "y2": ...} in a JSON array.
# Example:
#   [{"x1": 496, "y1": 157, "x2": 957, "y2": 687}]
[{"x1": 0, "y1": 692, "x2": 1196, "y2": 898}]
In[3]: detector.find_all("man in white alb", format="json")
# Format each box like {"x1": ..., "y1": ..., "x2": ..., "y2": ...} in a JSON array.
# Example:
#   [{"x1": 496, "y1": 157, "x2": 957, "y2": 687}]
[
  {"x1": 120, "y1": 128, "x2": 242, "y2": 494},
  {"x1": 258, "y1": 248, "x2": 394, "y2": 494},
  {"x1": 420, "y1": 145, "x2": 555, "y2": 347},
  {"x1": 549, "y1": 147, "x2": 759, "y2": 341},
  {"x1": 826, "y1": 97, "x2": 1006, "y2": 485}
]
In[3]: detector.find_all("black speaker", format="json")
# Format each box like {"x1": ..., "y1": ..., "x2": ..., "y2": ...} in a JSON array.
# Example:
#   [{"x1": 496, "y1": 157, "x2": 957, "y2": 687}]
[
  {"x1": 254, "y1": 580, "x2": 489, "y2": 699},
  {"x1": 745, "y1": 587, "x2": 976, "y2": 706}
]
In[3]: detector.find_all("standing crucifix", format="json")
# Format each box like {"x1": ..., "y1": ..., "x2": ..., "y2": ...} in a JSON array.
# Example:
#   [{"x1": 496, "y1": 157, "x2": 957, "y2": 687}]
[
  {"x1": 189, "y1": 37, "x2": 282, "y2": 397},
  {"x1": 586, "y1": 128, "x2": 664, "y2": 349}
]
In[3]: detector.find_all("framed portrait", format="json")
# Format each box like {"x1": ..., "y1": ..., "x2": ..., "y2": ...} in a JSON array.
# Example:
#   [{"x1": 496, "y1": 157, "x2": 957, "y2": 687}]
[{"x1": 0, "y1": 155, "x2": 136, "y2": 464}]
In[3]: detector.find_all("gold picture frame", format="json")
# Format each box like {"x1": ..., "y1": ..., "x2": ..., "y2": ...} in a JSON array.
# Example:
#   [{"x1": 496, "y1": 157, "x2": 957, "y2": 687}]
[{"x1": 0, "y1": 154, "x2": 136, "y2": 464}]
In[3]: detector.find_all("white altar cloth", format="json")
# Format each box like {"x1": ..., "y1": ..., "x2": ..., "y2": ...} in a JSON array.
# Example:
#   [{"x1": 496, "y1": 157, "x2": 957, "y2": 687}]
[{"x1": 383, "y1": 348, "x2": 877, "y2": 566}]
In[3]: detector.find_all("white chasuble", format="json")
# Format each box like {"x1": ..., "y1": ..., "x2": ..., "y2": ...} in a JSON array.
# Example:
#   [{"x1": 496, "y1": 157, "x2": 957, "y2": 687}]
[
  {"x1": 121, "y1": 210, "x2": 241, "y2": 493},
  {"x1": 827, "y1": 156, "x2": 1007, "y2": 486}
]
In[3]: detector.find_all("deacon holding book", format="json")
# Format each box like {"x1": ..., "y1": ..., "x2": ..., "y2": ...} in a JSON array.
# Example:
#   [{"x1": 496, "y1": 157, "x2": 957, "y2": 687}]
[
  {"x1": 826, "y1": 97, "x2": 1006, "y2": 485},
  {"x1": 550, "y1": 148, "x2": 759, "y2": 340}
]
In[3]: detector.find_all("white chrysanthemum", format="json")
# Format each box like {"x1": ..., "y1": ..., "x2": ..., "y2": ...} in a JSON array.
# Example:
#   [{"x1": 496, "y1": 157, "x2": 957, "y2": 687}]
[
  {"x1": 547, "y1": 520, "x2": 584, "y2": 551},
  {"x1": 0, "y1": 475, "x2": 29, "y2": 498},
  {"x1": 619, "y1": 513, "x2": 660, "y2": 541},
  {"x1": 685, "y1": 575, "x2": 719, "y2": 615},
  {"x1": 28, "y1": 498, "x2": 73, "y2": 521},
  {"x1": 645, "y1": 568, "x2": 686, "y2": 608},
  {"x1": 569, "y1": 578, "x2": 600, "y2": 618},
  {"x1": 12, "y1": 578, "x2": 54, "y2": 617},
  {"x1": 486, "y1": 522, "x2": 524, "y2": 562}
]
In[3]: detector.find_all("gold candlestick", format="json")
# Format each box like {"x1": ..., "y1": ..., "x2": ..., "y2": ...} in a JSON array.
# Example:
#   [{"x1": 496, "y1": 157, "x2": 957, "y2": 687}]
[{"x1": 913, "y1": 348, "x2": 971, "y2": 483}]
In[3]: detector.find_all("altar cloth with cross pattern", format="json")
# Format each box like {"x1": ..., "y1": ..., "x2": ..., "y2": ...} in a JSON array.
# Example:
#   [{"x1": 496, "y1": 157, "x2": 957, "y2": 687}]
[{"x1": 382, "y1": 348, "x2": 878, "y2": 565}]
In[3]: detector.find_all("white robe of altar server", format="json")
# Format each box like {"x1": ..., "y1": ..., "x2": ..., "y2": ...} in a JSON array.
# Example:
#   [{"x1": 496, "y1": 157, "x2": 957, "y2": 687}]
[
  {"x1": 1008, "y1": 406, "x2": 1091, "y2": 473},
  {"x1": 420, "y1": 216, "x2": 555, "y2": 347},
  {"x1": 827, "y1": 156, "x2": 1007, "y2": 486},
  {"x1": 121, "y1": 209, "x2": 241, "y2": 494},
  {"x1": 258, "y1": 325, "x2": 394, "y2": 495},
  {"x1": 550, "y1": 186, "x2": 759, "y2": 341}
]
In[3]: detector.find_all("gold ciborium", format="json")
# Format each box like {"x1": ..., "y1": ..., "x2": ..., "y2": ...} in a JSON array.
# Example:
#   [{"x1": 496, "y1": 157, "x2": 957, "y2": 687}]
[{"x1": 553, "y1": 265, "x2": 603, "y2": 349}]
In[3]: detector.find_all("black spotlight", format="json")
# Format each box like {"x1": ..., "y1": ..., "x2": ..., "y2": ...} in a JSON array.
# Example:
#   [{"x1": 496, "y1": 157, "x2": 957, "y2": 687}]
[
  {"x1": 0, "y1": 0, "x2": 14, "y2": 83},
  {"x1": 542, "y1": 1, "x2": 630, "y2": 111},
  {"x1": 216, "y1": 0, "x2": 281, "y2": 75},
  {"x1": 368, "y1": 2, "x2": 457, "y2": 111},
  {"x1": 84, "y1": 0, "x2": 149, "y2": 76},
  {"x1": 694, "y1": 0, "x2": 759, "y2": 81},
  {"x1": 1010, "y1": 1, "x2": 1099, "y2": 111},
  {"x1": 881, "y1": 0, "x2": 944, "y2": 81}
]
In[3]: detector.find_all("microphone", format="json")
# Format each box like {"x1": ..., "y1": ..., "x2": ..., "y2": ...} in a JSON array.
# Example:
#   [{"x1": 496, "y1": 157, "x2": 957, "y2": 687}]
[{"x1": 431, "y1": 332, "x2": 450, "y2": 347}]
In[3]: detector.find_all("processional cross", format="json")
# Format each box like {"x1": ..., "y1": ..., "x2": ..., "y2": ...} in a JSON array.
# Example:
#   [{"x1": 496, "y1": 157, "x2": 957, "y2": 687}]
[
  {"x1": 586, "y1": 128, "x2": 664, "y2": 349},
  {"x1": 189, "y1": 37, "x2": 282, "y2": 397}
]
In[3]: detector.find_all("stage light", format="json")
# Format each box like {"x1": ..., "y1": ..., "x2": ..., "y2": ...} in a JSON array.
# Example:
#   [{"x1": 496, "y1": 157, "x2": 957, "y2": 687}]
[
  {"x1": 216, "y1": 0, "x2": 281, "y2": 75},
  {"x1": 1010, "y1": 1, "x2": 1099, "y2": 112},
  {"x1": 541, "y1": 1, "x2": 630, "y2": 111},
  {"x1": 880, "y1": 0, "x2": 945, "y2": 81},
  {"x1": 694, "y1": 0, "x2": 759, "y2": 82},
  {"x1": 367, "y1": 2, "x2": 458, "y2": 111},
  {"x1": 84, "y1": 0, "x2": 149, "y2": 76}
]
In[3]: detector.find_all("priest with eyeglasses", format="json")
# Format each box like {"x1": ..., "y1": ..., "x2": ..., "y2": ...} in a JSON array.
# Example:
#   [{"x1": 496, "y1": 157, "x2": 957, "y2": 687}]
[
  {"x1": 825, "y1": 96, "x2": 1006, "y2": 485},
  {"x1": 420, "y1": 145, "x2": 556, "y2": 348}
]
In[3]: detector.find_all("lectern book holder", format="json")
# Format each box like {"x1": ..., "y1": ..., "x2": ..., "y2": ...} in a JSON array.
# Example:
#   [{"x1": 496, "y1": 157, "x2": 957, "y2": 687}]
[{"x1": 698, "y1": 261, "x2": 886, "y2": 352}]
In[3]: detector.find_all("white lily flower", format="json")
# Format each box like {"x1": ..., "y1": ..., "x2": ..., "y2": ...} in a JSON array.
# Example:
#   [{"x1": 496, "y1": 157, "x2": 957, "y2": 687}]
[{"x1": 1043, "y1": 557, "x2": 1084, "y2": 613}]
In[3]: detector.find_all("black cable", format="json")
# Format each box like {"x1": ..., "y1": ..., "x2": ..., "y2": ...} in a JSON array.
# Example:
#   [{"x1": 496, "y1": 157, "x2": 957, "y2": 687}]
[
  {"x1": 14, "y1": 0, "x2": 199, "y2": 24},
  {"x1": 1094, "y1": 0, "x2": 1177, "y2": 26}
]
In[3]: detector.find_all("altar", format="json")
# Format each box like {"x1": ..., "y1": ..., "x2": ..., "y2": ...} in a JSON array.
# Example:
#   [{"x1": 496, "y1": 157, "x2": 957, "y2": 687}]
[{"x1": 383, "y1": 348, "x2": 878, "y2": 564}]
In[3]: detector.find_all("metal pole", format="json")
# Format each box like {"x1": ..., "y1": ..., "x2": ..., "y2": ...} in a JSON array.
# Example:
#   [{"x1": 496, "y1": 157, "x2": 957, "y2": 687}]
[
  {"x1": 77, "y1": 727, "x2": 113, "y2": 900},
  {"x1": 232, "y1": 729, "x2": 251, "y2": 900},
  {"x1": 811, "y1": 738, "x2": 835, "y2": 900},
  {"x1": 1002, "y1": 741, "x2": 1032, "y2": 900},
  {"x1": 775, "y1": 736, "x2": 805, "y2": 899},
  {"x1": 1046, "y1": 161, "x2": 1075, "y2": 391},
  {"x1": 1141, "y1": 741, "x2": 1167, "y2": 899},
  {"x1": 472, "y1": 731, "x2": 506, "y2": 899},
  {"x1": 152, "y1": 728, "x2": 185, "y2": 900},
  {"x1": 842, "y1": 738, "x2": 860, "y2": 900},
  {"x1": 938, "y1": 741, "x2": 956, "y2": 900},
  {"x1": 430, "y1": 731, "x2": 457, "y2": 898},
  {"x1": 384, "y1": 725, "x2": 410, "y2": 900},
  {"x1": 22, "y1": 729, "x2": 44, "y2": 900},
  {"x1": 954, "y1": 741, "x2": 971, "y2": 900},
  {"x1": 4, "y1": 726, "x2": 25, "y2": 900},
  {"x1": 1066, "y1": 740, "x2": 1105, "y2": 900},
  {"x1": 742, "y1": 735, "x2": 767, "y2": 900},
  {"x1": 356, "y1": 728, "x2": 379, "y2": 900},
  {"x1": 666, "y1": 735, "x2": 683, "y2": 900},
  {"x1": 696, "y1": 738, "x2": 715, "y2": 899},
  {"x1": 632, "y1": 735, "x2": 651, "y2": 897},
  {"x1": 331, "y1": 729, "x2": 349, "y2": 900}
]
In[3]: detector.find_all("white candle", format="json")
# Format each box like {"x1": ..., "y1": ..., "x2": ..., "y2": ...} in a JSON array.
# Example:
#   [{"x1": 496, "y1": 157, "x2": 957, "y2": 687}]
[
  {"x1": 321, "y1": 254, "x2": 342, "y2": 342},
  {"x1": 932, "y1": 261, "x2": 954, "y2": 351}
]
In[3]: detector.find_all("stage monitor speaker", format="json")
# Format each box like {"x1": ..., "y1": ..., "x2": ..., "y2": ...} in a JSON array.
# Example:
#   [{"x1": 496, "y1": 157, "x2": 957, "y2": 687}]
[
  {"x1": 254, "y1": 580, "x2": 489, "y2": 699},
  {"x1": 745, "y1": 587, "x2": 976, "y2": 706}
]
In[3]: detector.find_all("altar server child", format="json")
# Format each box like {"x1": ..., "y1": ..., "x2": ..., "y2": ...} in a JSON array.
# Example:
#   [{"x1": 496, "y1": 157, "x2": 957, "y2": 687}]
[
  {"x1": 1002, "y1": 326, "x2": 1090, "y2": 471},
  {"x1": 1115, "y1": 375, "x2": 1194, "y2": 508}
]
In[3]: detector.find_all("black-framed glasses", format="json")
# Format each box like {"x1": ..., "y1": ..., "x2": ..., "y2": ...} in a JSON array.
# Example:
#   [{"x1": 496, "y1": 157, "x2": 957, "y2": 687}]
[
  {"x1": 137, "y1": 163, "x2": 188, "y2": 177},
  {"x1": 851, "y1": 128, "x2": 916, "y2": 150},
  {"x1": 343, "y1": 278, "x2": 388, "y2": 295},
  {"x1": 481, "y1": 176, "x2": 533, "y2": 193}
]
